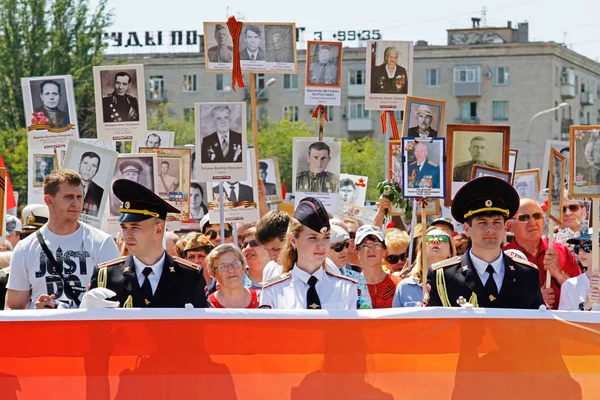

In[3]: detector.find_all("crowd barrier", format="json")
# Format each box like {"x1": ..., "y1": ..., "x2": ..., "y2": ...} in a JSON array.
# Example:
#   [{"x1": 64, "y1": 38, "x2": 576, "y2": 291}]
[{"x1": 0, "y1": 307, "x2": 599, "y2": 399}]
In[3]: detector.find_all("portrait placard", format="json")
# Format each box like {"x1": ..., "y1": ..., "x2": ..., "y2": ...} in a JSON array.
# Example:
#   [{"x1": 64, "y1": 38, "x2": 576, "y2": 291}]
[
  {"x1": 259, "y1": 157, "x2": 283, "y2": 203},
  {"x1": 365, "y1": 40, "x2": 413, "y2": 111},
  {"x1": 339, "y1": 173, "x2": 368, "y2": 207},
  {"x1": 207, "y1": 149, "x2": 260, "y2": 224},
  {"x1": 402, "y1": 138, "x2": 446, "y2": 199},
  {"x1": 470, "y1": 165, "x2": 512, "y2": 183},
  {"x1": 179, "y1": 181, "x2": 209, "y2": 232},
  {"x1": 21, "y1": 75, "x2": 79, "y2": 149},
  {"x1": 293, "y1": 139, "x2": 341, "y2": 211},
  {"x1": 63, "y1": 140, "x2": 118, "y2": 228},
  {"x1": 569, "y1": 126, "x2": 600, "y2": 198},
  {"x1": 541, "y1": 140, "x2": 569, "y2": 193},
  {"x1": 28, "y1": 150, "x2": 56, "y2": 205},
  {"x1": 445, "y1": 124, "x2": 510, "y2": 205},
  {"x1": 133, "y1": 131, "x2": 175, "y2": 153},
  {"x1": 513, "y1": 169, "x2": 541, "y2": 201},
  {"x1": 548, "y1": 148, "x2": 566, "y2": 224},
  {"x1": 79, "y1": 139, "x2": 117, "y2": 151},
  {"x1": 402, "y1": 96, "x2": 445, "y2": 138},
  {"x1": 195, "y1": 102, "x2": 247, "y2": 182},
  {"x1": 93, "y1": 64, "x2": 148, "y2": 142},
  {"x1": 203, "y1": 22, "x2": 297, "y2": 74},
  {"x1": 333, "y1": 202, "x2": 379, "y2": 226},
  {"x1": 509, "y1": 149, "x2": 518, "y2": 183},
  {"x1": 304, "y1": 41, "x2": 342, "y2": 106}
]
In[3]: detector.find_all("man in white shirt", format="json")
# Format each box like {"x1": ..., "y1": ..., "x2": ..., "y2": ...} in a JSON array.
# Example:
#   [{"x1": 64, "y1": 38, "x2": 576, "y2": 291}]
[{"x1": 5, "y1": 170, "x2": 120, "y2": 309}]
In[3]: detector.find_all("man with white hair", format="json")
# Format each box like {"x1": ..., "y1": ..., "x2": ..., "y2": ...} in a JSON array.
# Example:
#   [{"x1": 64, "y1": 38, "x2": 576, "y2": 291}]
[{"x1": 407, "y1": 105, "x2": 438, "y2": 138}]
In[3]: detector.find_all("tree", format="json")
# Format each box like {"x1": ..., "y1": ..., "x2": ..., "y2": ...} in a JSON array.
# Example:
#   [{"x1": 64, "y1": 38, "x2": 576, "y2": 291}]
[
  {"x1": 339, "y1": 136, "x2": 386, "y2": 201},
  {"x1": 0, "y1": 0, "x2": 112, "y2": 137},
  {"x1": 0, "y1": 129, "x2": 28, "y2": 207},
  {"x1": 147, "y1": 103, "x2": 195, "y2": 146}
]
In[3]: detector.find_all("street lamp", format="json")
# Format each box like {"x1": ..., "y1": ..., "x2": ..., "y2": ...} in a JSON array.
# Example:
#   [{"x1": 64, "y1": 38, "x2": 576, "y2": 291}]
[
  {"x1": 257, "y1": 78, "x2": 276, "y2": 98},
  {"x1": 527, "y1": 102, "x2": 569, "y2": 168}
]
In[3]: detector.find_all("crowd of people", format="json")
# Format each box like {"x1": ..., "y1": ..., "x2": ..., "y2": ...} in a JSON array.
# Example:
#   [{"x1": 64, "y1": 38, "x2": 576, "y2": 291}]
[{"x1": 0, "y1": 168, "x2": 598, "y2": 312}]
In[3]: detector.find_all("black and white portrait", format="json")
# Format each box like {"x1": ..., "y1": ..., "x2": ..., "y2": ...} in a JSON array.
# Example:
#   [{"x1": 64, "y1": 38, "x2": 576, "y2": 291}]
[
  {"x1": 110, "y1": 154, "x2": 157, "y2": 216},
  {"x1": 29, "y1": 78, "x2": 71, "y2": 129},
  {"x1": 198, "y1": 103, "x2": 243, "y2": 164},
  {"x1": 189, "y1": 181, "x2": 209, "y2": 222},
  {"x1": 404, "y1": 97, "x2": 445, "y2": 138},
  {"x1": 133, "y1": 131, "x2": 175, "y2": 152},
  {"x1": 571, "y1": 128, "x2": 600, "y2": 197},
  {"x1": 339, "y1": 173, "x2": 368, "y2": 207},
  {"x1": 158, "y1": 158, "x2": 181, "y2": 196},
  {"x1": 306, "y1": 41, "x2": 341, "y2": 87},
  {"x1": 294, "y1": 141, "x2": 341, "y2": 194},
  {"x1": 259, "y1": 158, "x2": 282, "y2": 201},
  {"x1": 541, "y1": 140, "x2": 569, "y2": 191},
  {"x1": 34, "y1": 155, "x2": 55, "y2": 187},
  {"x1": 99, "y1": 69, "x2": 140, "y2": 123},
  {"x1": 264, "y1": 25, "x2": 294, "y2": 63},
  {"x1": 513, "y1": 169, "x2": 541, "y2": 200},
  {"x1": 451, "y1": 131, "x2": 505, "y2": 182},
  {"x1": 206, "y1": 23, "x2": 233, "y2": 63},
  {"x1": 548, "y1": 149, "x2": 566, "y2": 224},
  {"x1": 240, "y1": 24, "x2": 266, "y2": 61}
]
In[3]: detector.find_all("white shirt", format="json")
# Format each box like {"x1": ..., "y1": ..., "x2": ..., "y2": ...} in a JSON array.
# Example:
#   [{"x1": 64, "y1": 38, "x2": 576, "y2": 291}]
[
  {"x1": 559, "y1": 273, "x2": 590, "y2": 311},
  {"x1": 469, "y1": 250, "x2": 505, "y2": 292},
  {"x1": 246, "y1": 49, "x2": 259, "y2": 60},
  {"x1": 216, "y1": 130, "x2": 230, "y2": 148},
  {"x1": 224, "y1": 182, "x2": 239, "y2": 199},
  {"x1": 133, "y1": 252, "x2": 165, "y2": 294},
  {"x1": 262, "y1": 258, "x2": 339, "y2": 282},
  {"x1": 259, "y1": 264, "x2": 358, "y2": 309},
  {"x1": 385, "y1": 65, "x2": 397, "y2": 79}
]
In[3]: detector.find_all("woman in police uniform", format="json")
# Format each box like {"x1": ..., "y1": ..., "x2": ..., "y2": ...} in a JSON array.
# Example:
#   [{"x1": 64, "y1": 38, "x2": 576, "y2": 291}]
[{"x1": 259, "y1": 197, "x2": 358, "y2": 309}]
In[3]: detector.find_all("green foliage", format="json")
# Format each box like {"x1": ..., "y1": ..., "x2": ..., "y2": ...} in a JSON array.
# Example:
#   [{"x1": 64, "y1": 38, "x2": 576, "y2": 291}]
[
  {"x1": 339, "y1": 136, "x2": 385, "y2": 201},
  {"x1": 147, "y1": 103, "x2": 196, "y2": 146},
  {"x1": 0, "y1": 0, "x2": 112, "y2": 137},
  {"x1": 0, "y1": 128, "x2": 28, "y2": 207}
]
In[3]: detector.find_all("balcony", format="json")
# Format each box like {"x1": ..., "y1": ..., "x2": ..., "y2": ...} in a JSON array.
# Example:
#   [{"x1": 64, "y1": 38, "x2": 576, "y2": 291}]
[
  {"x1": 561, "y1": 84, "x2": 576, "y2": 99},
  {"x1": 348, "y1": 84, "x2": 366, "y2": 98},
  {"x1": 147, "y1": 92, "x2": 166, "y2": 102},
  {"x1": 561, "y1": 118, "x2": 574, "y2": 133},
  {"x1": 454, "y1": 116, "x2": 480, "y2": 124},
  {"x1": 581, "y1": 92, "x2": 595, "y2": 106},
  {"x1": 348, "y1": 118, "x2": 373, "y2": 132},
  {"x1": 454, "y1": 82, "x2": 481, "y2": 97},
  {"x1": 243, "y1": 89, "x2": 268, "y2": 100}
]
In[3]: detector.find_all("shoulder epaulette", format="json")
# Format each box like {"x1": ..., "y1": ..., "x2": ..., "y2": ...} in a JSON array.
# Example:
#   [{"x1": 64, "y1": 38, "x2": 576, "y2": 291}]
[
  {"x1": 173, "y1": 256, "x2": 200, "y2": 271},
  {"x1": 262, "y1": 273, "x2": 291, "y2": 289},
  {"x1": 428, "y1": 161, "x2": 438, "y2": 167},
  {"x1": 508, "y1": 255, "x2": 538, "y2": 269},
  {"x1": 432, "y1": 256, "x2": 462, "y2": 270},
  {"x1": 326, "y1": 271, "x2": 358, "y2": 284},
  {"x1": 98, "y1": 256, "x2": 127, "y2": 268}
]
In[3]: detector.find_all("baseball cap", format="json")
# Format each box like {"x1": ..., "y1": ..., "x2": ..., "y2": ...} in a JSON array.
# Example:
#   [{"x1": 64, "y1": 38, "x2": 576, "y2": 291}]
[
  {"x1": 355, "y1": 225, "x2": 385, "y2": 246},
  {"x1": 329, "y1": 224, "x2": 349, "y2": 244}
]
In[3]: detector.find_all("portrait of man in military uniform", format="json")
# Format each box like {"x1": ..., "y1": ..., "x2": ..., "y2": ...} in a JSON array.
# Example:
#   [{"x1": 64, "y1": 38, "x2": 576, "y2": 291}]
[
  {"x1": 453, "y1": 135, "x2": 501, "y2": 182},
  {"x1": 101, "y1": 71, "x2": 140, "y2": 123},
  {"x1": 307, "y1": 42, "x2": 340, "y2": 86},
  {"x1": 110, "y1": 156, "x2": 156, "y2": 217},
  {"x1": 264, "y1": 25, "x2": 294, "y2": 63},
  {"x1": 574, "y1": 130, "x2": 600, "y2": 193},
  {"x1": 207, "y1": 24, "x2": 233, "y2": 63},
  {"x1": 406, "y1": 142, "x2": 440, "y2": 189},
  {"x1": 295, "y1": 141, "x2": 340, "y2": 193}
]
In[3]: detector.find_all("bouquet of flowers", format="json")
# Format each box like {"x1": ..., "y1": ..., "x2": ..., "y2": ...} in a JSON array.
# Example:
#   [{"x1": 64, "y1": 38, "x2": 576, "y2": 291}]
[
  {"x1": 31, "y1": 111, "x2": 48, "y2": 125},
  {"x1": 377, "y1": 179, "x2": 412, "y2": 219}
]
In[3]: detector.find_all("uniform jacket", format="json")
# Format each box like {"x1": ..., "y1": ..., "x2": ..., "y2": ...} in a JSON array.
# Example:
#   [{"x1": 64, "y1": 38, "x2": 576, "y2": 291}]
[
  {"x1": 296, "y1": 170, "x2": 339, "y2": 193},
  {"x1": 89, "y1": 253, "x2": 207, "y2": 308},
  {"x1": 207, "y1": 45, "x2": 233, "y2": 62},
  {"x1": 407, "y1": 126, "x2": 438, "y2": 138},
  {"x1": 309, "y1": 61, "x2": 338, "y2": 85},
  {"x1": 102, "y1": 93, "x2": 139, "y2": 123},
  {"x1": 82, "y1": 180, "x2": 104, "y2": 217},
  {"x1": 453, "y1": 160, "x2": 500, "y2": 182},
  {"x1": 370, "y1": 64, "x2": 408, "y2": 94},
  {"x1": 201, "y1": 131, "x2": 243, "y2": 163},
  {"x1": 264, "y1": 181, "x2": 277, "y2": 196},
  {"x1": 425, "y1": 252, "x2": 544, "y2": 309},
  {"x1": 407, "y1": 160, "x2": 440, "y2": 188}
]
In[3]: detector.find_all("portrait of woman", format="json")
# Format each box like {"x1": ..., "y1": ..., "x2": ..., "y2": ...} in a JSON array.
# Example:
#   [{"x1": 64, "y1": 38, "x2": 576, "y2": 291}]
[{"x1": 370, "y1": 46, "x2": 408, "y2": 94}]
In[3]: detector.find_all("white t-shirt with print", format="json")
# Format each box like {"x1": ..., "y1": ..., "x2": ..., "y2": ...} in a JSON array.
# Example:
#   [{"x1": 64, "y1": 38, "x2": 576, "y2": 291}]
[{"x1": 7, "y1": 222, "x2": 120, "y2": 307}]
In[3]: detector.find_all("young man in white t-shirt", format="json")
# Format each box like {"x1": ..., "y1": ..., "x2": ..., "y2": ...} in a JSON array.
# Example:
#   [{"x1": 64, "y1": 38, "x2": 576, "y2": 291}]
[{"x1": 5, "y1": 169, "x2": 120, "y2": 309}]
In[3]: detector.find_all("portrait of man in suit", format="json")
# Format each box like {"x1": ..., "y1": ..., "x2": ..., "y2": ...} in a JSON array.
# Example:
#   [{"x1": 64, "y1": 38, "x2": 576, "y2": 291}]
[
  {"x1": 407, "y1": 142, "x2": 440, "y2": 189},
  {"x1": 239, "y1": 25, "x2": 265, "y2": 61},
  {"x1": 33, "y1": 79, "x2": 71, "y2": 129},
  {"x1": 259, "y1": 161, "x2": 277, "y2": 196},
  {"x1": 407, "y1": 104, "x2": 438, "y2": 138},
  {"x1": 79, "y1": 151, "x2": 104, "y2": 217},
  {"x1": 212, "y1": 181, "x2": 254, "y2": 204},
  {"x1": 200, "y1": 104, "x2": 243, "y2": 164},
  {"x1": 35, "y1": 156, "x2": 55, "y2": 186}
]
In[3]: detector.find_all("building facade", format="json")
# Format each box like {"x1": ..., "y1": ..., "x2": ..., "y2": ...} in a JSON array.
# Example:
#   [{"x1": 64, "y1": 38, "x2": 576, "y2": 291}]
[{"x1": 106, "y1": 21, "x2": 600, "y2": 170}]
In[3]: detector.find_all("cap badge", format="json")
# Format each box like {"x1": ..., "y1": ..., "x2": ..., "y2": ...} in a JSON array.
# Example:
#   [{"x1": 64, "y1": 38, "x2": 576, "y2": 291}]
[
  {"x1": 485, "y1": 200, "x2": 493, "y2": 207},
  {"x1": 124, "y1": 201, "x2": 131, "y2": 209},
  {"x1": 320, "y1": 226, "x2": 329, "y2": 234},
  {"x1": 26, "y1": 214, "x2": 35, "y2": 225}
]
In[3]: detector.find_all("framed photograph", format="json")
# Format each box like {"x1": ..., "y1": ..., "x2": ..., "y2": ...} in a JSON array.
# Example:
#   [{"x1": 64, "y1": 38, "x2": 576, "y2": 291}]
[
  {"x1": 339, "y1": 173, "x2": 368, "y2": 207},
  {"x1": 402, "y1": 137, "x2": 446, "y2": 199},
  {"x1": 195, "y1": 102, "x2": 247, "y2": 182},
  {"x1": 203, "y1": 22, "x2": 297, "y2": 74},
  {"x1": 570, "y1": 125, "x2": 600, "y2": 198},
  {"x1": 109, "y1": 153, "x2": 158, "y2": 217},
  {"x1": 513, "y1": 169, "x2": 541, "y2": 200},
  {"x1": 93, "y1": 64, "x2": 148, "y2": 142},
  {"x1": 21, "y1": 75, "x2": 79, "y2": 148},
  {"x1": 470, "y1": 165, "x2": 512, "y2": 183},
  {"x1": 446, "y1": 124, "x2": 511, "y2": 205},
  {"x1": 28, "y1": 149, "x2": 54, "y2": 205},
  {"x1": 133, "y1": 131, "x2": 175, "y2": 152},
  {"x1": 548, "y1": 148, "x2": 566, "y2": 224},
  {"x1": 541, "y1": 140, "x2": 569, "y2": 192},
  {"x1": 292, "y1": 138, "x2": 341, "y2": 211},
  {"x1": 509, "y1": 149, "x2": 518, "y2": 183},
  {"x1": 259, "y1": 157, "x2": 283, "y2": 203},
  {"x1": 207, "y1": 149, "x2": 260, "y2": 223},
  {"x1": 388, "y1": 140, "x2": 402, "y2": 184},
  {"x1": 365, "y1": 40, "x2": 413, "y2": 111},
  {"x1": 304, "y1": 41, "x2": 342, "y2": 106},
  {"x1": 32, "y1": 154, "x2": 55, "y2": 188},
  {"x1": 402, "y1": 96, "x2": 445, "y2": 138},
  {"x1": 63, "y1": 140, "x2": 118, "y2": 228},
  {"x1": 416, "y1": 199, "x2": 441, "y2": 217}
]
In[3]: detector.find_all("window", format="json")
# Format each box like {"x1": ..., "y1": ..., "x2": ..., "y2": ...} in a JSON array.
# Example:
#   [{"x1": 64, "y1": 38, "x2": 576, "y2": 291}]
[
  {"x1": 349, "y1": 69, "x2": 365, "y2": 85},
  {"x1": 492, "y1": 101, "x2": 509, "y2": 121},
  {"x1": 283, "y1": 74, "x2": 298, "y2": 90},
  {"x1": 248, "y1": 106, "x2": 267, "y2": 122},
  {"x1": 454, "y1": 66, "x2": 480, "y2": 83},
  {"x1": 283, "y1": 106, "x2": 298, "y2": 122},
  {"x1": 425, "y1": 69, "x2": 441, "y2": 87},
  {"x1": 148, "y1": 76, "x2": 164, "y2": 100},
  {"x1": 460, "y1": 101, "x2": 477, "y2": 120},
  {"x1": 493, "y1": 67, "x2": 509, "y2": 85},
  {"x1": 348, "y1": 99, "x2": 369, "y2": 119},
  {"x1": 216, "y1": 74, "x2": 232, "y2": 92},
  {"x1": 183, "y1": 74, "x2": 197, "y2": 92},
  {"x1": 555, "y1": 101, "x2": 559, "y2": 121},
  {"x1": 587, "y1": 112, "x2": 591, "y2": 125},
  {"x1": 183, "y1": 108, "x2": 194, "y2": 122},
  {"x1": 581, "y1": 82, "x2": 586, "y2": 93},
  {"x1": 255, "y1": 73, "x2": 265, "y2": 91},
  {"x1": 325, "y1": 105, "x2": 335, "y2": 122}
]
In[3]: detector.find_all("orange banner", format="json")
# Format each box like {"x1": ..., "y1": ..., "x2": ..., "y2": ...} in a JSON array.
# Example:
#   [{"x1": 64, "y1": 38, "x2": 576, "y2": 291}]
[{"x1": 0, "y1": 308, "x2": 599, "y2": 399}]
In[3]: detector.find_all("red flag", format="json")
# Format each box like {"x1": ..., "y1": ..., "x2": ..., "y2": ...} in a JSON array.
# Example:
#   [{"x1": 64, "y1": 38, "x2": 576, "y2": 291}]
[{"x1": 0, "y1": 154, "x2": 17, "y2": 210}]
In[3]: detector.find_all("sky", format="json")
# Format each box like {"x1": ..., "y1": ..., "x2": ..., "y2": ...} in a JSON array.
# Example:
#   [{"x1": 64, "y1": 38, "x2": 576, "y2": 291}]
[{"x1": 99, "y1": 0, "x2": 600, "y2": 62}]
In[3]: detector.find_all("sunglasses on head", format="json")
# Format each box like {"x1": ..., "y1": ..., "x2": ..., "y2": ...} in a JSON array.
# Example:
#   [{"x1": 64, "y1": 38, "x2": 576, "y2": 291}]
[
  {"x1": 206, "y1": 229, "x2": 232, "y2": 239},
  {"x1": 574, "y1": 243, "x2": 592, "y2": 254},
  {"x1": 516, "y1": 212, "x2": 544, "y2": 222},
  {"x1": 426, "y1": 234, "x2": 450, "y2": 243},
  {"x1": 386, "y1": 253, "x2": 407, "y2": 264},
  {"x1": 241, "y1": 239, "x2": 260, "y2": 249},
  {"x1": 563, "y1": 204, "x2": 581, "y2": 213},
  {"x1": 330, "y1": 241, "x2": 350, "y2": 253}
]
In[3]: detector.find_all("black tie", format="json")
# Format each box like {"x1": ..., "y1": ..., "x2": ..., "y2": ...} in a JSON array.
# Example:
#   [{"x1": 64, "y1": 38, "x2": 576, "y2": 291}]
[
  {"x1": 307, "y1": 276, "x2": 321, "y2": 310},
  {"x1": 229, "y1": 184, "x2": 237, "y2": 203},
  {"x1": 141, "y1": 267, "x2": 153, "y2": 305},
  {"x1": 485, "y1": 265, "x2": 498, "y2": 301}
]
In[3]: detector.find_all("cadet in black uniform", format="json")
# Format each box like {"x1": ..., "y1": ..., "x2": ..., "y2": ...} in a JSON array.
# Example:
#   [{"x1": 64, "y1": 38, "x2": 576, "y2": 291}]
[
  {"x1": 82, "y1": 179, "x2": 207, "y2": 308},
  {"x1": 425, "y1": 176, "x2": 544, "y2": 309}
]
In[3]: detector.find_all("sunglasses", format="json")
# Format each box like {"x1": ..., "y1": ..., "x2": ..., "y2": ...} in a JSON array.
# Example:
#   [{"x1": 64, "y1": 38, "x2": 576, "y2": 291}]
[
  {"x1": 241, "y1": 239, "x2": 260, "y2": 249},
  {"x1": 426, "y1": 234, "x2": 450, "y2": 243},
  {"x1": 574, "y1": 243, "x2": 592, "y2": 254},
  {"x1": 348, "y1": 232, "x2": 356, "y2": 240},
  {"x1": 386, "y1": 253, "x2": 407, "y2": 264},
  {"x1": 330, "y1": 241, "x2": 350, "y2": 253},
  {"x1": 206, "y1": 229, "x2": 232, "y2": 239},
  {"x1": 516, "y1": 212, "x2": 544, "y2": 222},
  {"x1": 563, "y1": 204, "x2": 581, "y2": 213}
]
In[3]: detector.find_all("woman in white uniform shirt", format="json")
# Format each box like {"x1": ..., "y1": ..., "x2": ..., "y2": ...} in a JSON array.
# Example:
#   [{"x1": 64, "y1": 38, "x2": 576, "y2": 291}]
[{"x1": 259, "y1": 197, "x2": 358, "y2": 310}]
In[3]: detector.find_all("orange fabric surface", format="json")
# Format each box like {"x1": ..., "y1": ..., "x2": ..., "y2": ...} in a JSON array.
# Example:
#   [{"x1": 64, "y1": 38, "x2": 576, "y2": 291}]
[{"x1": 0, "y1": 316, "x2": 598, "y2": 399}]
